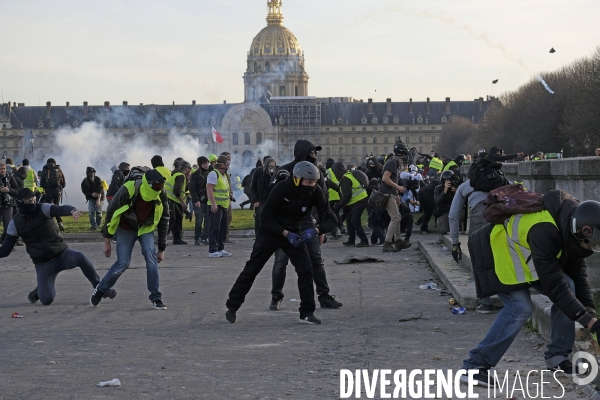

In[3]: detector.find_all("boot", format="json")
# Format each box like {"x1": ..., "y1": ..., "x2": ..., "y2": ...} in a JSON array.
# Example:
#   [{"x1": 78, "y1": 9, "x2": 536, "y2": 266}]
[
  {"x1": 395, "y1": 239, "x2": 412, "y2": 251},
  {"x1": 382, "y1": 241, "x2": 399, "y2": 253}
]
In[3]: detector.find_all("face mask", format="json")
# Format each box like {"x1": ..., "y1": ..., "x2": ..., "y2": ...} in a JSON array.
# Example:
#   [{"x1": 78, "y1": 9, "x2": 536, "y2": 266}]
[
  {"x1": 87, "y1": 173, "x2": 95, "y2": 180},
  {"x1": 268, "y1": 167, "x2": 275, "y2": 173},
  {"x1": 18, "y1": 203, "x2": 36, "y2": 216},
  {"x1": 139, "y1": 176, "x2": 161, "y2": 202},
  {"x1": 430, "y1": 154, "x2": 435, "y2": 158},
  {"x1": 123, "y1": 170, "x2": 130, "y2": 177},
  {"x1": 297, "y1": 185, "x2": 316, "y2": 198}
]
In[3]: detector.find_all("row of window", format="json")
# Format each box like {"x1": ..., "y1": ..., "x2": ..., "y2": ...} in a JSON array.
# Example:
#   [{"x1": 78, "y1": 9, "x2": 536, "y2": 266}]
[
  {"x1": 277, "y1": 147, "x2": 427, "y2": 158},
  {"x1": 323, "y1": 136, "x2": 435, "y2": 145},
  {"x1": 232, "y1": 132, "x2": 263, "y2": 146},
  {"x1": 324, "y1": 126, "x2": 437, "y2": 133}
]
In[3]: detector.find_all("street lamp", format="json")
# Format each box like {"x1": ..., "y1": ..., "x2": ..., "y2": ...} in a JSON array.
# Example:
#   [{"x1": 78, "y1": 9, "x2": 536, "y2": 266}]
[
  {"x1": 203, "y1": 138, "x2": 209, "y2": 150},
  {"x1": 26, "y1": 130, "x2": 35, "y2": 164}
]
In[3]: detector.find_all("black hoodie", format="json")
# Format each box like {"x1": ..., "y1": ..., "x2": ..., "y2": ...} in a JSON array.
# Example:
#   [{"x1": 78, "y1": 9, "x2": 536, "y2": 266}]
[
  {"x1": 249, "y1": 157, "x2": 277, "y2": 203},
  {"x1": 107, "y1": 162, "x2": 130, "y2": 197},
  {"x1": 487, "y1": 146, "x2": 519, "y2": 162},
  {"x1": 365, "y1": 156, "x2": 381, "y2": 180},
  {"x1": 81, "y1": 167, "x2": 104, "y2": 202},
  {"x1": 279, "y1": 139, "x2": 325, "y2": 189}
]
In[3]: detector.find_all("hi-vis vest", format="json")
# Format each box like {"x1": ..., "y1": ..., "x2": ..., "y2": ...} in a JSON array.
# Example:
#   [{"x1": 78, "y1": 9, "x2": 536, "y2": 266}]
[
  {"x1": 443, "y1": 160, "x2": 458, "y2": 172},
  {"x1": 327, "y1": 168, "x2": 340, "y2": 201},
  {"x1": 155, "y1": 166, "x2": 171, "y2": 181},
  {"x1": 165, "y1": 172, "x2": 186, "y2": 203},
  {"x1": 208, "y1": 170, "x2": 230, "y2": 208},
  {"x1": 107, "y1": 181, "x2": 163, "y2": 236},
  {"x1": 491, "y1": 210, "x2": 561, "y2": 285},
  {"x1": 343, "y1": 171, "x2": 368, "y2": 206},
  {"x1": 24, "y1": 168, "x2": 37, "y2": 191},
  {"x1": 429, "y1": 157, "x2": 443, "y2": 171}
]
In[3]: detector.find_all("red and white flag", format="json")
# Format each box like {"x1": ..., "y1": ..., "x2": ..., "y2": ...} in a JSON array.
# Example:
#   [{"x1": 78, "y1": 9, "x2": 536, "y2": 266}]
[{"x1": 212, "y1": 126, "x2": 224, "y2": 144}]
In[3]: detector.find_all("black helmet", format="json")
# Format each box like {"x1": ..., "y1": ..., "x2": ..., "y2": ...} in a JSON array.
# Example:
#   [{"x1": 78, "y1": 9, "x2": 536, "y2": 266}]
[
  {"x1": 441, "y1": 170, "x2": 455, "y2": 181},
  {"x1": 271, "y1": 169, "x2": 290, "y2": 186},
  {"x1": 571, "y1": 201, "x2": 600, "y2": 251},
  {"x1": 393, "y1": 142, "x2": 409, "y2": 156},
  {"x1": 292, "y1": 161, "x2": 320, "y2": 186}
]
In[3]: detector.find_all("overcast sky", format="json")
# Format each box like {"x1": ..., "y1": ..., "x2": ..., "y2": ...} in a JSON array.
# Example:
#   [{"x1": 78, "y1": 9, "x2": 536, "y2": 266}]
[{"x1": 2, "y1": 0, "x2": 599, "y2": 107}]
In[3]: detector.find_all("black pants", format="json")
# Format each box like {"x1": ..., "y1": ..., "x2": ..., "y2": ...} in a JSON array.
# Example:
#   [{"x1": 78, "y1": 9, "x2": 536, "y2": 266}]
[
  {"x1": 420, "y1": 204, "x2": 434, "y2": 232},
  {"x1": 43, "y1": 190, "x2": 62, "y2": 223},
  {"x1": 346, "y1": 204, "x2": 368, "y2": 243},
  {"x1": 227, "y1": 229, "x2": 316, "y2": 317},
  {"x1": 272, "y1": 236, "x2": 330, "y2": 301},
  {"x1": 370, "y1": 208, "x2": 386, "y2": 244},
  {"x1": 330, "y1": 200, "x2": 344, "y2": 233},
  {"x1": 209, "y1": 205, "x2": 228, "y2": 253},
  {"x1": 168, "y1": 200, "x2": 183, "y2": 240},
  {"x1": 400, "y1": 213, "x2": 414, "y2": 241}
]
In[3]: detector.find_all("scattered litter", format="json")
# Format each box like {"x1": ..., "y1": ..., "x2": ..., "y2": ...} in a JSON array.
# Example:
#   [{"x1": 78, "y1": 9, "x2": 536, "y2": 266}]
[
  {"x1": 441, "y1": 246, "x2": 449, "y2": 251},
  {"x1": 404, "y1": 258, "x2": 409, "y2": 260},
  {"x1": 448, "y1": 298, "x2": 458, "y2": 305},
  {"x1": 334, "y1": 255, "x2": 384, "y2": 264},
  {"x1": 439, "y1": 290, "x2": 451, "y2": 296},
  {"x1": 452, "y1": 307, "x2": 467, "y2": 315},
  {"x1": 433, "y1": 355, "x2": 442, "y2": 360},
  {"x1": 419, "y1": 282, "x2": 439, "y2": 290},
  {"x1": 11, "y1": 312, "x2": 23, "y2": 318},
  {"x1": 503, "y1": 358, "x2": 520, "y2": 363},
  {"x1": 399, "y1": 311, "x2": 422, "y2": 322},
  {"x1": 98, "y1": 379, "x2": 121, "y2": 387},
  {"x1": 290, "y1": 299, "x2": 300, "y2": 302}
]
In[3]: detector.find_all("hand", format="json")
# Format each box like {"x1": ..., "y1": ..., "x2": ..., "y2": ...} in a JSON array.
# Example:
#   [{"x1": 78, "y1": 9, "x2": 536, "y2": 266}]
[
  {"x1": 157, "y1": 251, "x2": 165, "y2": 263},
  {"x1": 92, "y1": 192, "x2": 98, "y2": 198},
  {"x1": 319, "y1": 234, "x2": 325, "y2": 244},
  {"x1": 254, "y1": 202, "x2": 260, "y2": 208},
  {"x1": 286, "y1": 232, "x2": 301, "y2": 248},
  {"x1": 444, "y1": 181, "x2": 451, "y2": 193},
  {"x1": 300, "y1": 228, "x2": 318, "y2": 243},
  {"x1": 103, "y1": 239, "x2": 111, "y2": 258},
  {"x1": 71, "y1": 210, "x2": 83, "y2": 221},
  {"x1": 96, "y1": 200, "x2": 100, "y2": 207},
  {"x1": 230, "y1": 197, "x2": 236, "y2": 202},
  {"x1": 194, "y1": 201, "x2": 201, "y2": 208},
  {"x1": 211, "y1": 204, "x2": 218, "y2": 213},
  {"x1": 452, "y1": 243, "x2": 462, "y2": 263},
  {"x1": 517, "y1": 152, "x2": 525, "y2": 157},
  {"x1": 181, "y1": 202, "x2": 188, "y2": 211},
  {"x1": 0, "y1": 187, "x2": 9, "y2": 193}
]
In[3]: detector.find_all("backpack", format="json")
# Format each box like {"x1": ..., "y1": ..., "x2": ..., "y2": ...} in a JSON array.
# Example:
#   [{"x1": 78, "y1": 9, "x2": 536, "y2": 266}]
[
  {"x1": 482, "y1": 184, "x2": 545, "y2": 224},
  {"x1": 350, "y1": 170, "x2": 369, "y2": 188},
  {"x1": 123, "y1": 166, "x2": 150, "y2": 184},
  {"x1": 467, "y1": 158, "x2": 508, "y2": 192},
  {"x1": 46, "y1": 165, "x2": 63, "y2": 190},
  {"x1": 241, "y1": 174, "x2": 251, "y2": 188}
]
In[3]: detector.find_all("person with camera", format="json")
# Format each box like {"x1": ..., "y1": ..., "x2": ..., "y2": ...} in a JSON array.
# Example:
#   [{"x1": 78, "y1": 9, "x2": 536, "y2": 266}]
[
  {"x1": 0, "y1": 162, "x2": 20, "y2": 243},
  {"x1": 434, "y1": 170, "x2": 459, "y2": 235}
]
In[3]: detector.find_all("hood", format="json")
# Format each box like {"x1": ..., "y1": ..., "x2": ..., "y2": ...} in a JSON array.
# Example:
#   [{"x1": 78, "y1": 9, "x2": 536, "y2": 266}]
[
  {"x1": 15, "y1": 166, "x2": 28, "y2": 179},
  {"x1": 325, "y1": 158, "x2": 335, "y2": 169},
  {"x1": 543, "y1": 190, "x2": 594, "y2": 259},
  {"x1": 331, "y1": 161, "x2": 347, "y2": 181},
  {"x1": 293, "y1": 139, "x2": 319, "y2": 165},
  {"x1": 489, "y1": 146, "x2": 501, "y2": 155},
  {"x1": 86, "y1": 167, "x2": 96, "y2": 176},
  {"x1": 263, "y1": 157, "x2": 276, "y2": 173},
  {"x1": 366, "y1": 156, "x2": 380, "y2": 171},
  {"x1": 118, "y1": 162, "x2": 130, "y2": 172}
]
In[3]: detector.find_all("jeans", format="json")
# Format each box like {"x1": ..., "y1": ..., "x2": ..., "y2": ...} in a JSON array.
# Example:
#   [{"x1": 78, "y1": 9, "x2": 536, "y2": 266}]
[
  {"x1": 227, "y1": 229, "x2": 315, "y2": 318},
  {"x1": 98, "y1": 227, "x2": 162, "y2": 302},
  {"x1": 385, "y1": 196, "x2": 401, "y2": 243},
  {"x1": 0, "y1": 206, "x2": 13, "y2": 240},
  {"x1": 462, "y1": 274, "x2": 576, "y2": 370},
  {"x1": 209, "y1": 205, "x2": 228, "y2": 253},
  {"x1": 370, "y1": 208, "x2": 386, "y2": 244},
  {"x1": 87, "y1": 200, "x2": 102, "y2": 229},
  {"x1": 194, "y1": 203, "x2": 210, "y2": 242},
  {"x1": 34, "y1": 248, "x2": 100, "y2": 305},
  {"x1": 168, "y1": 200, "x2": 183, "y2": 241},
  {"x1": 346, "y1": 204, "x2": 368, "y2": 243},
  {"x1": 272, "y1": 237, "x2": 330, "y2": 301}
]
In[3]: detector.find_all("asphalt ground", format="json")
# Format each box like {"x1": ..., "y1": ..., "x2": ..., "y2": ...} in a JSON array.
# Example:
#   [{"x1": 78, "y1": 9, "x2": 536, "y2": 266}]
[{"x1": 0, "y1": 235, "x2": 589, "y2": 399}]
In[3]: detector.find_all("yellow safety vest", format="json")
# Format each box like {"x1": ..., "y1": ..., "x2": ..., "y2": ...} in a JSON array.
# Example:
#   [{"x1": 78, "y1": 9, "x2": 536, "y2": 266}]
[
  {"x1": 24, "y1": 168, "x2": 37, "y2": 191},
  {"x1": 343, "y1": 171, "x2": 368, "y2": 206},
  {"x1": 327, "y1": 168, "x2": 340, "y2": 201},
  {"x1": 107, "y1": 181, "x2": 163, "y2": 236},
  {"x1": 429, "y1": 157, "x2": 443, "y2": 171},
  {"x1": 208, "y1": 170, "x2": 230, "y2": 208},
  {"x1": 443, "y1": 160, "x2": 458, "y2": 172},
  {"x1": 155, "y1": 166, "x2": 172, "y2": 181},
  {"x1": 165, "y1": 172, "x2": 186, "y2": 203},
  {"x1": 491, "y1": 210, "x2": 561, "y2": 285}
]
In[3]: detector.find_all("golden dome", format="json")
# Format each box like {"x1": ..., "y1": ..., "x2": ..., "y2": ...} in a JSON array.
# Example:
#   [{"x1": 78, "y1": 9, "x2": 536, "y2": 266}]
[{"x1": 249, "y1": 1, "x2": 302, "y2": 57}]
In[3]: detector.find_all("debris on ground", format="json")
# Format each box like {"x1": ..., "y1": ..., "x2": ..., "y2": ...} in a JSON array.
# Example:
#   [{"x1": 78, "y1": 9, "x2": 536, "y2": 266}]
[
  {"x1": 334, "y1": 255, "x2": 384, "y2": 265},
  {"x1": 452, "y1": 307, "x2": 466, "y2": 314},
  {"x1": 11, "y1": 312, "x2": 23, "y2": 318},
  {"x1": 419, "y1": 283, "x2": 439, "y2": 290},
  {"x1": 98, "y1": 379, "x2": 121, "y2": 387},
  {"x1": 398, "y1": 311, "x2": 423, "y2": 322}
]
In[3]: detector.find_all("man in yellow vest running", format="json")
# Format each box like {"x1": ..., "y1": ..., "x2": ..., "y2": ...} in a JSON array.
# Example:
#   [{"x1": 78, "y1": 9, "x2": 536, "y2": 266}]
[
  {"x1": 333, "y1": 169, "x2": 369, "y2": 247},
  {"x1": 165, "y1": 160, "x2": 191, "y2": 245},
  {"x1": 91, "y1": 169, "x2": 169, "y2": 310},
  {"x1": 206, "y1": 156, "x2": 231, "y2": 258},
  {"x1": 461, "y1": 191, "x2": 600, "y2": 385}
]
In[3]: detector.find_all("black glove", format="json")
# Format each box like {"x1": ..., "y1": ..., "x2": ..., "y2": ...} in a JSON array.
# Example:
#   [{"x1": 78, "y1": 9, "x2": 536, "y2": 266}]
[
  {"x1": 452, "y1": 243, "x2": 462, "y2": 263},
  {"x1": 590, "y1": 320, "x2": 600, "y2": 342}
]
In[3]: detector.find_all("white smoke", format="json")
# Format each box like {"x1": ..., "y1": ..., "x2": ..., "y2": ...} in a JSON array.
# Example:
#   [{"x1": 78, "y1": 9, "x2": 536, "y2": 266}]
[{"x1": 535, "y1": 75, "x2": 555, "y2": 94}]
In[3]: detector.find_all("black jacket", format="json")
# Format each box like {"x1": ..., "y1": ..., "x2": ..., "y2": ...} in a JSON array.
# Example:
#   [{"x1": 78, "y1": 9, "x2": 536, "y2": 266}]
[
  {"x1": 189, "y1": 167, "x2": 209, "y2": 204},
  {"x1": 249, "y1": 157, "x2": 276, "y2": 203},
  {"x1": 13, "y1": 167, "x2": 27, "y2": 189},
  {"x1": 470, "y1": 190, "x2": 595, "y2": 323},
  {"x1": 0, "y1": 173, "x2": 19, "y2": 208},
  {"x1": 81, "y1": 169, "x2": 104, "y2": 202},
  {"x1": 486, "y1": 146, "x2": 519, "y2": 162},
  {"x1": 40, "y1": 164, "x2": 65, "y2": 193},
  {"x1": 260, "y1": 177, "x2": 337, "y2": 236},
  {"x1": 434, "y1": 184, "x2": 454, "y2": 214},
  {"x1": 107, "y1": 162, "x2": 129, "y2": 197}
]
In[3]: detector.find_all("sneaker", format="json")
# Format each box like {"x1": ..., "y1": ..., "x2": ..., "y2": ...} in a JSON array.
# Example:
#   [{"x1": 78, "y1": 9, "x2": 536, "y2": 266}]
[
  {"x1": 173, "y1": 239, "x2": 188, "y2": 245},
  {"x1": 475, "y1": 304, "x2": 495, "y2": 314},
  {"x1": 269, "y1": 298, "x2": 282, "y2": 311},
  {"x1": 342, "y1": 240, "x2": 356, "y2": 247},
  {"x1": 382, "y1": 241, "x2": 399, "y2": 253},
  {"x1": 209, "y1": 252, "x2": 222, "y2": 258},
  {"x1": 200, "y1": 239, "x2": 209, "y2": 245},
  {"x1": 219, "y1": 250, "x2": 232, "y2": 257},
  {"x1": 319, "y1": 295, "x2": 343, "y2": 309},
  {"x1": 459, "y1": 369, "x2": 490, "y2": 387},
  {"x1": 195, "y1": 241, "x2": 200, "y2": 246},
  {"x1": 90, "y1": 284, "x2": 104, "y2": 306},
  {"x1": 103, "y1": 288, "x2": 117, "y2": 299},
  {"x1": 356, "y1": 241, "x2": 370, "y2": 248},
  {"x1": 299, "y1": 314, "x2": 321, "y2": 324},
  {"x1": 374, "y1": 242, "x2": 384, "y2": 247},
  {"x1": 420, "y1": 230, "x2": 429, "y2": 235},
  {"x1": 152, "y1": 299, "x2": 167, "y2": 310},
  {"x1": 226, "y1": 308, "x2": 236, "y2": 323},
  {"x1": 395, "y1": 240, "x2": 412, "y2": 251},
  {"x1": 28, "y1": 288, "x2": 39, "y2": 304},
  {"x1": 111, "y1": 239, "x2": 117, "y2": 244},
  {"x1": 551, "y1": 360, "x2": 582, "y2": 376},
  {"x1": 58, "y1": 222, "x2": 65, "y2": 232}
]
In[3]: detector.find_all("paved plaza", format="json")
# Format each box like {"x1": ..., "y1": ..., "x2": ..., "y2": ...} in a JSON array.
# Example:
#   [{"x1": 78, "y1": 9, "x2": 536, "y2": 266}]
[{"x1": 0, "y1": 235, "x2": 589, "y2": 399}]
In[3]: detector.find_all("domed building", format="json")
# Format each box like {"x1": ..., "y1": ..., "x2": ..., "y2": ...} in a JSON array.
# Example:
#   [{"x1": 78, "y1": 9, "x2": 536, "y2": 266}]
[{"x1": 244, "y1": 0, "x2": 309, "y2": 101}]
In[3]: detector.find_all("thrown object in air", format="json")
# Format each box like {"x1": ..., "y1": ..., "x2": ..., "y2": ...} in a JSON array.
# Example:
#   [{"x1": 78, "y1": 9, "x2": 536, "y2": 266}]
[
  {"x1": 549, "y1": 47, "x2": 556, "y2": 53},
  {"x1": 492, "y1": 79, "x2": 499, "y2": 84}
]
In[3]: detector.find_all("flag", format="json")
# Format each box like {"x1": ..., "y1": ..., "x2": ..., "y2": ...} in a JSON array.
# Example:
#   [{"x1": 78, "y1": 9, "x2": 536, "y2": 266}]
[{"x1": 212, "y1": 126, "x2": 224, "y2": 144}]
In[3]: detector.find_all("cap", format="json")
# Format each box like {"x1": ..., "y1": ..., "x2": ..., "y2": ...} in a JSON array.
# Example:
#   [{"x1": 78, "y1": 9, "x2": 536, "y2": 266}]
[
  {"x1": 197, "y1": 156, "x2": 209, "y2": 165},
  {"x1": 22, "y1": 159, "x2": 30, "y2": 166},
  {"x1": 17, "y1": 188, "x2": 35, "y2": 201},
  {"x1": 144, "y1": 169, "x2": 166, "y2": 184},
  {"x1": 46, "y1": 158, "x2": 56, "y2": 164}
]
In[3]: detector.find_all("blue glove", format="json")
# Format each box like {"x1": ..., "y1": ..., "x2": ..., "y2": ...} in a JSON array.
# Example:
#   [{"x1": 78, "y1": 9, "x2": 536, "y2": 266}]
[
  {"x1": 286, "y1": 232, "x2": 301, "y2": 248},
  {"x1": 300, "y1": 228, "x2": 318, "y2": 243}
]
